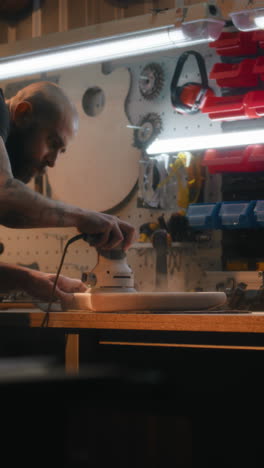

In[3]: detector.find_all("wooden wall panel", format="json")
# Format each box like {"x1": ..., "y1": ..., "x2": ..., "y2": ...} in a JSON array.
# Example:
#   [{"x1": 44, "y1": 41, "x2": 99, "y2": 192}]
[
  {"x1": 0, "y1": 0, "x2": 219, "y2": 45},
  {"x1": 124, "y1": 1, "x2": 150, "y2": 18},
  {"x1": 42, "y1": 0, "x2": 59, "y2": 35},
  {"x1": 96, "y1": 0, "x2": 122, "y2": 22},
  {"x1": 0, "y1": 23, "x2": 8, "y2": 44},
  {"x1": 16, "y1": 14, "x2": 33, "y2": 40},
  {"x1": 85, "y1": 1, "x2": 100, "y2": 26},
  {"x1": 155, "y1": 0, "x2": 177, "y2": 8},
  {"x1": 68, "y1": 0, "x2": 87, "y2": 29}
]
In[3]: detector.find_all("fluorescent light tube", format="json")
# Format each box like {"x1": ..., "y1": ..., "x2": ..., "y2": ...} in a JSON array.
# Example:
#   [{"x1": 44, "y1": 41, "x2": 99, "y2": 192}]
[
  {"x1": 0, "y1": 19, "x2": 224, "y2": 80},
  {"x1": 0, "y1": 28, "x2": 175, "y2": 80},
  {"x1": 147, "y1": 128, "x2": 264, "y2": 154},
  {"x1": 254, "y1": 15, "x2": 264, "y2": 28},
  {"x1": 230, "y1": 7, "x2": 264, "y2": 31}
]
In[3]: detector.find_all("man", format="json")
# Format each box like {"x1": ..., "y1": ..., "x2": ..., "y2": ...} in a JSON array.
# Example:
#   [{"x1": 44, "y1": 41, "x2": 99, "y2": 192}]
[
  {"x1": 0, "y1": 1, "x2": 41, "y2": 24},
  {"x1": 0, "y1": 81, "x2": 136, "y2": 301}
]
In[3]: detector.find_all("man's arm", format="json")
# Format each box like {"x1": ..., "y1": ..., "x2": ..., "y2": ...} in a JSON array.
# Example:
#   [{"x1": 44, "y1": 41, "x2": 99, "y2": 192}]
[{"x1": 0, "y1": 138, "x2": 136, "y2": 249}]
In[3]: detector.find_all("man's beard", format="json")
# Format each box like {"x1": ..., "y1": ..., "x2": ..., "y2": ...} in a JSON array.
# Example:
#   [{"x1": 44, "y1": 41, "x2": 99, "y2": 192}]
[{"x1": 6, "y1": 124, "x2": 43, "y2": 184}]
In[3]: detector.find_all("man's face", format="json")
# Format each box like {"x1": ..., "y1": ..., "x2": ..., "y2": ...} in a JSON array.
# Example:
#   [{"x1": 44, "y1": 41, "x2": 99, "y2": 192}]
[{"x1": 6, "y1": 118, "x2": 75, "y2": 184}]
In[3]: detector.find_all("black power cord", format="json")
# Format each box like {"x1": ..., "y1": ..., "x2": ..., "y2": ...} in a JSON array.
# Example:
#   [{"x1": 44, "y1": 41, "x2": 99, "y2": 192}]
[{"x1": 41, "y1": 233, "x2": 91, "y2": 327}]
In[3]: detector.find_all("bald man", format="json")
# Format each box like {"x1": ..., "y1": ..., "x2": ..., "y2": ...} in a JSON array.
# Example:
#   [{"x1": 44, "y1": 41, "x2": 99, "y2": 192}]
[
  {"x1": 0, "y1": 1, "x2": 38, "y2": 24},
  {"x1": 0, "y1": 82, "x2": 136, "y2": 301}
]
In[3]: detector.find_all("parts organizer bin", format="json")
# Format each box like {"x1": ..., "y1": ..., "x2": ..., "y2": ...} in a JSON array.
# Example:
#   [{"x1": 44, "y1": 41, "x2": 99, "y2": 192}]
[
  {"x1": 202, "y1": 146, "x2": 264, "y2": 174},
  {"x1": 187, "y1": 201, "x2": 258, "y2": 230},
  {"x1": 209, "y1": 58, "x2": 259, "y2": 88},
  {"x1": 186, "y1": 203, "x2": 221, "y2": 230},
  {"x1": 218, "y1": 201, "x2": 256, "y2": 229},
  {"x1": 201, "y1": 90, "x2": 264, "y2": 121},
  {"x1": 209, "y1": 56, "x2": 264, "y2": 88},
  {"x1": 253, "y1": 200, "x2": 264, "y2": 227},
  {"x1": 209, "y1": 30, "x2": 264, "y2": 56}
]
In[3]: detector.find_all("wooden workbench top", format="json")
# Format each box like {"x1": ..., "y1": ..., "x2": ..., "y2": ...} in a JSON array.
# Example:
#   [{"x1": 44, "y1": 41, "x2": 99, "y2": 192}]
[{"x1": 0, "y1": 308, "x2": 264, "y2": 334}]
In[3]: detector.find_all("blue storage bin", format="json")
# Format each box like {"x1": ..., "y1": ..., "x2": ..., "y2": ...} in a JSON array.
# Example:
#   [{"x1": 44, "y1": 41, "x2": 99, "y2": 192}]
[
  {"x1": 218, "y1": 201, "x2": 256, "y2": 229},
  {"x1": 186, "y1": 202, "x2": 221, "y2": 230},
  {"x1": 253, "y1": 200, "x2": 264, "y2": 227}
]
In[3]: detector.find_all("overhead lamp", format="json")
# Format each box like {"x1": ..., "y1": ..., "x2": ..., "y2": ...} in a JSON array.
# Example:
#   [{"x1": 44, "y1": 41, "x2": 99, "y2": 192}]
[
  {"x1": 0, "y1": 4, "x2": 224, "y2": 80},
  {"x1": 229, "y1": 0, "x2": 264, "y2": 31},
  {"x1": 147, "y1": 128, "x2": 264, "y2": 155}
]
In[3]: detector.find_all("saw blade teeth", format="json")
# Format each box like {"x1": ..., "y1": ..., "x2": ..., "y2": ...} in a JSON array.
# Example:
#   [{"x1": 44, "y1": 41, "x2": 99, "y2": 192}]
[
  {"x1": 139, "y1": 63, "x2": 165, "y2": 101},
  {"x1": 133, "y1": 112, "x2": 163, "y2": 150}
]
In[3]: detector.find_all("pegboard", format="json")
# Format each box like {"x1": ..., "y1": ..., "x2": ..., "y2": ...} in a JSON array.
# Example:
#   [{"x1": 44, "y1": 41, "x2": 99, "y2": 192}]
[
  {"x1": 118, "y1": 42, "x2": 222, "y2": 142},
  {"x1": 0, "y1": 40, "x2": 228, "y2": 295}
]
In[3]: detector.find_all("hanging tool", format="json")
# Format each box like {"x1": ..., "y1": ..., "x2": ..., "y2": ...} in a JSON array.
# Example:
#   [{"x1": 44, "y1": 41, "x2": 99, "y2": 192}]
[
  {"x1": 138, "y1": 221, "x2": 160, "y2": 243},
  {"x1": 133, "y1": 112, "x2": 163, "y2": 150},
  {"x1": 152, "y1": 229, "x2": 169, "y2": 292},
  {"x1": 139, "y1": 63, "x2": 164, "y2": 100}
]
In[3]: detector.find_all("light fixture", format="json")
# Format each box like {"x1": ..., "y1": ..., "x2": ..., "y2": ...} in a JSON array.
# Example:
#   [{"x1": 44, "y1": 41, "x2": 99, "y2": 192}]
[
  {"x1": 147, "y1": 128, "x2": 264, "y2": 155},
  {"x1": 0, "y1": 4, "x2": 225, "y2": 80},
  {"x1": 229, "y1": 0, "x2": 264, "y2": 31}
]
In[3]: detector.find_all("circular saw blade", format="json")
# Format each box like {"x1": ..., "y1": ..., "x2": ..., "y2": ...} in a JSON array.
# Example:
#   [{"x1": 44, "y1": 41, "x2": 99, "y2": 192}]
[
  {"x1": 139, "y1": 63, "x2": 164, "y2": 101},
  {"x1": 133, "y1": 112, "x2": 163, "y2": 150}
]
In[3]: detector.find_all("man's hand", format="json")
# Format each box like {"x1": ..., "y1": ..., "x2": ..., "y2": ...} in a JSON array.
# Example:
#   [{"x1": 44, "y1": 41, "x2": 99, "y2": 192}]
[
  {"x1": 23, "y1": 269, "x2": 87, "y2": 302},
  {"x1": 77, "y1": 210, "x2": 137, "y2": 250},
  {"x1": 0, "y1": 262, "x2": 87, "y2": 302},
  {"x1": 0, "y1": 89, "x2": 10, "y2": 142},
  {"x1": 48, "y1": 273, "x2": 87, "y2": 296}
]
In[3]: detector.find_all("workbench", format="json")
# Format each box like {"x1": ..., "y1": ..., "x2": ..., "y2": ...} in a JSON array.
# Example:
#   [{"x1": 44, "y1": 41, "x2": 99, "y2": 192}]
[
  {"x1": 1, "y1": 308, "x2": 264, "y2": 468},
  {"x1": 0, "y1": 308, "x2": 264, "y2": 374}
]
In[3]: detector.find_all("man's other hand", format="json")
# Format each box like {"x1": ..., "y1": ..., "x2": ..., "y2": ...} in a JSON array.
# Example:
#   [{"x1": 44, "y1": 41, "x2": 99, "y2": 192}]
[
  {"x1": 48, "y1": 273, "x2": 87, "y2": 295},
  {"x1": 24, "y1": 269, "x2": 87, "y2": 302},
  {"x1": 0, "y1": 89, "x2": 10, "y2": 142}
]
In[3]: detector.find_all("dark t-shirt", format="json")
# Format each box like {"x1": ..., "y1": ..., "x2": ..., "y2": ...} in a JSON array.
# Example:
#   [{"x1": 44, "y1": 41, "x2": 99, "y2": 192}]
[{"x1": 0, "y1": 88, "x2": 10, "y2": 142}]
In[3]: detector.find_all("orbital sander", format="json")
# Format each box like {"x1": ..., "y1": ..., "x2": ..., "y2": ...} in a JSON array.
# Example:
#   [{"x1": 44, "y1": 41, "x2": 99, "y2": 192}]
[{"x1": 83, "y1": 247, "x2": 136, "y2": 293}]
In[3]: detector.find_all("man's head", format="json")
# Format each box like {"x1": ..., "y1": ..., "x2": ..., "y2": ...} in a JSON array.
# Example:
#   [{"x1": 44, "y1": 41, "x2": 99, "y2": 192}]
[
  {"x1": 0, "y1": 1, "x2": 44, "y2": 25},
  {"x1": 6, "y1": 81, "x2": 79, "y2": 183}
]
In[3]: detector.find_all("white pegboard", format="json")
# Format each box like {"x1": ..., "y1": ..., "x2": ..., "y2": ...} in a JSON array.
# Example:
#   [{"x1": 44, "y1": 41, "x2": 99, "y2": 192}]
[{"x1": 110, "y1": 42, "x2": 222, "y2": 143}]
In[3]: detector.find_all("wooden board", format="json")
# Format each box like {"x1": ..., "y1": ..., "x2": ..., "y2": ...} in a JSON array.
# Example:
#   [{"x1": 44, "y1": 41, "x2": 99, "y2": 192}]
[
  {"x1": 61, "y1": 291, "x2": 227, "y2": 312},
  {"x1": 47, "y1": 64, "x2": 140, "y2": 212},
  {"x1": 0, "y1": 310, "x2": 262, "y2": 335}
]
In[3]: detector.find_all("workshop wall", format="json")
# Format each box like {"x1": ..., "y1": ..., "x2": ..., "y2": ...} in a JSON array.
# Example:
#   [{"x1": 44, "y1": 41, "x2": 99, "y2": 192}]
[
  {"x1": 0, "y1": 44, "x2": 224, "y2": 296},
  {"x1": 1, "y1": 0, "x2": 264, "y2": 302},
  {"x1": 0, "y1": 0, "x2": 205, "y2": 44}
]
